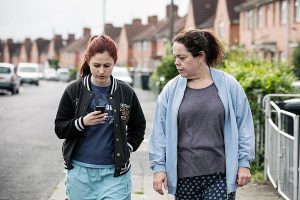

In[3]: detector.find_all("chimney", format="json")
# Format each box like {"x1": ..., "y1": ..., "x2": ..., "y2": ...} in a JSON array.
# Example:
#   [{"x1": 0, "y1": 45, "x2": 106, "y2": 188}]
[
  {"x1": 67, "y1": 34, "x2": 75, "y2": 45},
  {"x1": 83, "y1": 27, "x2": 91, "y2": 37},
  {"x1": 105, "y1": 23, "x2": 114, "y2": 29},
  {"x1": 24, "y1": 38, "x2": 31, "y2": 44},
  {"x1": 132, "y1": 18, "x2": 142, "y2": 26},
  {"x1": 7, "y1": 38, "x2": 13, "y2": 44},
  {"x1": 147, "y1": 15, "x2": 158, "y2": 25},
  {"x1": 54, "y1": 34, "x2": 62, "y2": 41},
  {"x1": 166, "y1": 4, "x2": 178, "y2": 18}
]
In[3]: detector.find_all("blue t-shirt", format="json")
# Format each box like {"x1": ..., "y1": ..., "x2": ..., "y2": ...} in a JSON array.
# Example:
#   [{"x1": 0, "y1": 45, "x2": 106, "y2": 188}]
[{"x1": 72, "y1": 81, "x2": 114, "y2": 168}]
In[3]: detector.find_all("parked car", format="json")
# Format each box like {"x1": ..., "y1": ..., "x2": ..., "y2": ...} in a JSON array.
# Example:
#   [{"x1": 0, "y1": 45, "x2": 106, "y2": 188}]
[
  {"x1": 112, "y1": 66, "x2": 133, "y2": 86},
  {"x1": 0, "y1": 63, "x2": 20, "y2": 94},
  {"x1": 57, "y1": 68, "x2": 71, "y2": 82},
  {"x1": 44, "y1": 68, "x2": 58, "y2": 81},
  {"x1": 17, "y1": 63, "x2": 40, "y2": 86}
]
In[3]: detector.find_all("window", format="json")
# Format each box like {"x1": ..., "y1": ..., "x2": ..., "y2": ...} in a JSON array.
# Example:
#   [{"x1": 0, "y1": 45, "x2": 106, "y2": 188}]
[
  {"x1": 295, "y1": 0, "x2": 300, "y2": 22},
  {"x1": 218, "y1": 21, "x2": 225, "y2": 37},
  {"x1": 257, "y1": 7, "x2": 265, "y2": 28},
  {"x1": 142, "y1": 41, "x2": 148, "y2": 49},
  {"x1": 281, "y1": 0, "x2": 287, "y2": 25},
  {"x1": 247, "y1": 10, "x2": 254, "y2": 30}
]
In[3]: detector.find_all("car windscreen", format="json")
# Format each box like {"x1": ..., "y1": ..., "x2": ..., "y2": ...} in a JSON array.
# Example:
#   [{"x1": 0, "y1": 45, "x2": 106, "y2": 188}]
[
  {"x1": 19, "y1": 67, "x2": 37, "y2": 72},
  {"x1": 0, "y1": 66, "x2": 11, "y2": 74}
]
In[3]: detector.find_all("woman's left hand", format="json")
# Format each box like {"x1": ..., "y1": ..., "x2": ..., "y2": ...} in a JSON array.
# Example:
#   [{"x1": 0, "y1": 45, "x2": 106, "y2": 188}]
[{"x1": 236, "y1": 167, "x2": 251, "y2": 187}]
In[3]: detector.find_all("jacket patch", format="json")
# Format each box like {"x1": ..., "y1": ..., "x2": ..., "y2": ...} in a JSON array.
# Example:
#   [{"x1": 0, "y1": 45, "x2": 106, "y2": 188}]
[{"x1": 120, "y1": 103, "x2": 130, "y2": 123}]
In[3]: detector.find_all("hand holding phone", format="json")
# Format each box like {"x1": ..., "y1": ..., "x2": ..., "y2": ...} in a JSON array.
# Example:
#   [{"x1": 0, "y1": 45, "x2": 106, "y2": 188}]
[{"x1": 95, "y1": 105, "x2": 105, "y2": 113}]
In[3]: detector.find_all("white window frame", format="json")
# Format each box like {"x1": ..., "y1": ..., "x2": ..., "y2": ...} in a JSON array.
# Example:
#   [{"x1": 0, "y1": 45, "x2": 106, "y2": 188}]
[
  {"x1": 142, "y1": 41, "x2": 148, "y2": 50},
  {"x1": 295, "y1": 0, "x2": 300, "y2": 22},
  {"x1": 247, "y1": 10, "x2": 254, "y2": 30},
  {"x1": 281, "y1": 0, "x2": 288, "y2": 25},
  {"x1": 218, "y1": 21, "x2": 225, "y2": 37},
  {"x1": 258, "y1": 6, "x2": 265, "y2": 28}
]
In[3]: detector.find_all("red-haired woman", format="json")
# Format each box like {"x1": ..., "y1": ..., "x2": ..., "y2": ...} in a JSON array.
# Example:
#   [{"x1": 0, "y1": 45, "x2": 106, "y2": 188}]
[{"x1": 55, "y1": 35, "x2": 146, "y2": 200}]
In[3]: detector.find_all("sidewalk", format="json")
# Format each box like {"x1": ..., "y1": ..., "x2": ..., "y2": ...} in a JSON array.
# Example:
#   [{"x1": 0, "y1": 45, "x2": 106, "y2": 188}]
[
  {"x1": 49, "y1": 87, "x2": 283, "y2": 200},
  {"x1": 48, "y1": 173, "x2": 283, "y2": 200}
]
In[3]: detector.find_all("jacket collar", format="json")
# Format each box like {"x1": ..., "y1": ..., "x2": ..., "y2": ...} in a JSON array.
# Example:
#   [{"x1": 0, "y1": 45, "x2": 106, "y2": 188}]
[{"x1": 83, "y1": 74, "x2": 118, "y2": 94}]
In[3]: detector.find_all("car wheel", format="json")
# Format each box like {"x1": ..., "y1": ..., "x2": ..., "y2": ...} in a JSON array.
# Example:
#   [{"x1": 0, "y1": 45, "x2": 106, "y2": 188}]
[
  {"x1": 35, "y1": 81, "x2": 39, "y2": 86},
  {"x1": 11, "y1": 88, "x2": 16, "y2": 95}
]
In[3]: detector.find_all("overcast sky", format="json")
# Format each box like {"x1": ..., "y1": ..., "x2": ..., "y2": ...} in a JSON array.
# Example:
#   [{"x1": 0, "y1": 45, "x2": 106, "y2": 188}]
[{"x1": 0, "y1": 0, "x2": 189, "y2": 41}]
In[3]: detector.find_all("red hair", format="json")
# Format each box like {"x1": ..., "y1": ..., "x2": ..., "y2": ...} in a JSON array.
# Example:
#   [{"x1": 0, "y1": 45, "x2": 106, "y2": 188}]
[{"x1": 80, "y1": 34, "x2": 118, "y2": 77}]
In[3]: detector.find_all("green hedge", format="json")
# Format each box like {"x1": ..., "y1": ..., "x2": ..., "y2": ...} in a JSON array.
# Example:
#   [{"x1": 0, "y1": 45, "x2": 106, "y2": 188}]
[
  {"x1": 222, "y1": 48, "x2": 296, "y2": 178},
  {"x1": 150, "y1": 54, "x2": 178, "y2": 93}
]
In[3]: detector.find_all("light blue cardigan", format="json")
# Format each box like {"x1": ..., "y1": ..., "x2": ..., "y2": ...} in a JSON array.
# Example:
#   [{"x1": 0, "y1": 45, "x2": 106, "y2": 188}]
[{"x1": 149, "y1": 67, "x2": 255, "y2": 195}]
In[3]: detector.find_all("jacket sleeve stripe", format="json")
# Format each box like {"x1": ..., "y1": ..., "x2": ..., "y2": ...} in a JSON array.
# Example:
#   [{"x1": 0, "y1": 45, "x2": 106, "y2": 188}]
[
  {"x1": 79, "y1": 117, "x2": 85, "y2": 130},
  {"x1": 110, "y1": 78, "x2": 117, "y2": 94},
  {"x1": 127, "y1": 142, "x2": 133, "y2": 152},
  {"x1": 84, "y1": 76, "x2": 91, "y2": 91},
  {"x1": 75, "y1": 118, "x2": 84, "y2": 131},
  {"x1": 120, "y1": 162, "x2": 131, "y2": 174}
]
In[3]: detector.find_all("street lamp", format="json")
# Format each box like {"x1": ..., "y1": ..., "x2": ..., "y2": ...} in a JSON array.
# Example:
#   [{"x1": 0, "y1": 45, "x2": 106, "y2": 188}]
[
  {"x1": 102, "y1": 0, "x2": 106, "y2": 33},
  {"x1": 169, "y1": 0, "x2": 174, "y2": 44}
]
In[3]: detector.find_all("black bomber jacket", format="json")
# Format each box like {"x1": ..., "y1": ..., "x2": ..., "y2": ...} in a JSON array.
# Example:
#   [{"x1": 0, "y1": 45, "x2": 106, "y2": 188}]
[{"x1": 54, "y1": 75, "x2": 146, "y2": 176}]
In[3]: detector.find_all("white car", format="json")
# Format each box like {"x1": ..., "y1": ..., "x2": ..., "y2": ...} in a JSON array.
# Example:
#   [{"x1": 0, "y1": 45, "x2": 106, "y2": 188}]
[
  {"x1": 44, "y1": 68, "x2": 58, "y2": 81},
  {"x1": 17, "y1": 63, "x2": 40, "y2": 86},
  {"x1": 112, "y1": 66, "x2": 133, "y2": 86},
  {"x1": 0, "y1": 63, "x2": 20, "y2": 94},
  {"x1": 57, "y1": 68, "x2": 71, "y2": 82}
]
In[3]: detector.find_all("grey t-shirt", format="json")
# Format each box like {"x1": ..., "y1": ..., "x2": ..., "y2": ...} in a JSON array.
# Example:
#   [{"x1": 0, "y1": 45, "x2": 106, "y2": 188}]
[{"x1": 177, "y1": 83, "x2": 225, "y2": 178}]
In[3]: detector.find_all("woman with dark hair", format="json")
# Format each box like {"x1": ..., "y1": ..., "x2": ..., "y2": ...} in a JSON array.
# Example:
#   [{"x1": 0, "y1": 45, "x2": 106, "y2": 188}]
[
  {"x1": 149, "y1": 29, "x2": 255, "y2": 200},
  {"x1": 55, "y1": 34, "x2": 146, "y2": 200}
]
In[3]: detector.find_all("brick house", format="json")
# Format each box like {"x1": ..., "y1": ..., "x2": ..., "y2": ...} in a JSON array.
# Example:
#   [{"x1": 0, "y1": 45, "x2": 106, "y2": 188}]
[
  {"x1": 184, "y1": 0, "x2": 242, "y2": 47},
  {"x1": 117, "y1": 18, "x2": 153, "y2": 67},
  {"x1": 19, "y1": 38, "x2": 33, "y2": 63},
  {"x1": 103, "y1": 23, "x2": 122, "y2": 44},
  {"x1": 213, "y1": 0, "x2": 244, "y2": 46},
  {"x1": 235, "y1": 0, "x2": 300, "y2": 61},
  {"x1": 59, "y1": 28, "x2": 91, "y2": 69},
  {"x1": 184, "y1": 0, "x2": 218, "y2": 30},
  {"x1": 130, "y1": 4, "x2": 185, "y2": 70},
  {"x1": 129, "y1": 1, "x2": 217, "y2": 70},
  {"x1": 131, "y1": 16, "x2": 158, "y2": 69},
  {"x1": 48, "y1": 34, "x2": 64, "y2": 61},
  {"x1": 155, "y1": 4, "x2": 186, "y2": 58},
  {"x1": 31, "y1": 38, "x2": 50, "y2": 64},
  {"x1": 3, "y1": 39, "x2": 22, "y2": 65}
]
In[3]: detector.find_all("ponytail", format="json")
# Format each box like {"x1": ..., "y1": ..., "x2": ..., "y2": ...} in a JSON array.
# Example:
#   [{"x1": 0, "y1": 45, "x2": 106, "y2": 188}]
[{"x1": 202, "y1": 31, "x2": 224, "y2": 67}]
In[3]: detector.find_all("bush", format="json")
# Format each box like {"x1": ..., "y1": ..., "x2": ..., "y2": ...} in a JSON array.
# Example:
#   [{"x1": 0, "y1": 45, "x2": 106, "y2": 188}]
[
  {"x1": 70, "y1": 68, "x2": 78, "y2": 80},
  {"x1": 150, "y1": 54, "x2": 178, "y2": 93},
  {"x1": 221, "y1": 47, "x2": 296, "y2": 178}
]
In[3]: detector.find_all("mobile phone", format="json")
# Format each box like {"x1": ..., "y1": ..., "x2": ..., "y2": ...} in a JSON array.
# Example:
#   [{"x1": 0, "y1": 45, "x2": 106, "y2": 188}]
[{"x1": 95, "y1": 105, "x2": 105, "y2": 113}]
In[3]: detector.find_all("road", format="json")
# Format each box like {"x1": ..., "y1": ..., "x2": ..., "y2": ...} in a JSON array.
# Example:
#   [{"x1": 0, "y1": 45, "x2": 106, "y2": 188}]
[{"x1": 0, "y1": 81, "x2": 66, "y2": 200}]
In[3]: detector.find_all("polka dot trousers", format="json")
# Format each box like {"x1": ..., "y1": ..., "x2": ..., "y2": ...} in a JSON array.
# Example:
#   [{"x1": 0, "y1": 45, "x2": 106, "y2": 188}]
[{"x1": 175, "y1": 173, "x2": 235, "y2": 200}]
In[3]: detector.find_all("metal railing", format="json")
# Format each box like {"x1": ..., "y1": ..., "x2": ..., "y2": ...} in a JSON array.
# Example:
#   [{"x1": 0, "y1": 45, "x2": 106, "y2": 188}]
[{"x1": 263, "y1": 94, "x2": 300, "y2": 200}]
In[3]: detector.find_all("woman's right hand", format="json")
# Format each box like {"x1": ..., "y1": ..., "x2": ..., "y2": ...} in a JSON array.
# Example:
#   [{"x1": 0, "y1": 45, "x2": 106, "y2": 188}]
[
  {"x1": 83, "y1": 111, "x2": 108, "y2": 126},
  {"x1": 153, "y1": 172, "x2": 168, "y2": 195}
]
